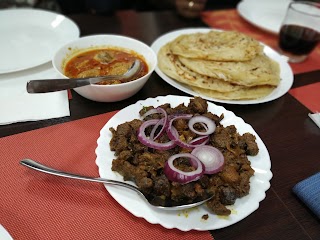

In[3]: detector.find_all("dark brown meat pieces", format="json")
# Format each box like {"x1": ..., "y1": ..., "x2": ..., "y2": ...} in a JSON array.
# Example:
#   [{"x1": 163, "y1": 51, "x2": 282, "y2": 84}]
[
  {"x1": 110, "y1": 118, "x2": 172, "y2": 199},
  {"x1": 211, "y1": 125, "x2": 259, "y2": 156},
  {"x1": 211, "y1": 125, "x2": 238, "y2": 149},
  {"x1": 171, "y1": 181, "x2": 209, "y2": 205},
  {"x1": 152, "y1": 175, "x2": 171, "y2": 197},
  {"x1": 206, "y1": 195, "x2": 232, "y2": 216},
  {"x1": 109, "y1": 119, "x2": 147, "y2": 156},
  {"x1": 188, "y1": 96, "x2": 208, "y2": 114},
  {"x1": 239, "y1": 133, "x2": 259, "y2": 156},
  {"x1": 112, "y1": 159, "x2": 148, "y2": 182},
  {"x1": 204, "y1": 124, "x2": 256, "y2": 215},
  {"x1": 109, "y1": 97, "x2": 258, "y2": 216}
]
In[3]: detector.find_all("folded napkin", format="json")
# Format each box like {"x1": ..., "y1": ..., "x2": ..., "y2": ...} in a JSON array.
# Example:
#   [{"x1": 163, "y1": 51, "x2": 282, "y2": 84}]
[
  {"x1": 292, "y1": 172, "x2": 320, "y2": 218},
  {"x1": 309, "y1": 113, "x2": 320, "y2": 129},
  {"x1": 0, "y1": 63, "x2": 70, "y2": 125}
]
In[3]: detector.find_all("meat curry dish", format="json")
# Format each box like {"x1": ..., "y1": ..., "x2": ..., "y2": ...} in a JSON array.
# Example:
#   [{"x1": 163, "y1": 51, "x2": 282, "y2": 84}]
[
  {"x1": 109, "y1": 97, "x2": 258, "y2": 215},
  {"x1": 64, "y1": 48, "x2": 148, "y2": 85}
]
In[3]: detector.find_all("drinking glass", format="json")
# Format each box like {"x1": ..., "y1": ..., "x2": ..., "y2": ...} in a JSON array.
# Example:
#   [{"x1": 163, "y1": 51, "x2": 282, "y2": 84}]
[{"x1": 278, "y1": 1, "x2": 320, "y2": 63}]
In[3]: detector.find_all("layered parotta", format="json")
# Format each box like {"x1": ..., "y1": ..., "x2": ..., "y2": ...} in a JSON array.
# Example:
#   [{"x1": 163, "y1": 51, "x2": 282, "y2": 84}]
[
  {"x1": 191, "y1": 85, "x2": 275, "y2": 100},
  {"x1": 157, "y1": 30, "x2": 280, "y2": 100},
  {"x1": 178, "y1": 54, "x2": 280, "y2": 87},
  {"x1": 158, "y1": 44, "x2": 246, "y2": 93},
  {"x1": 169, "y1": 31, "x2": 264, "y2": 61}
]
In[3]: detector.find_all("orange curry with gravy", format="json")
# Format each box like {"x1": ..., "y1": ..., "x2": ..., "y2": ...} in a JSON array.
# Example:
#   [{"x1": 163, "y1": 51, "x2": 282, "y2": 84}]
[{"x1": 64, "y1": 48, "x2": 148, "y2": 85}]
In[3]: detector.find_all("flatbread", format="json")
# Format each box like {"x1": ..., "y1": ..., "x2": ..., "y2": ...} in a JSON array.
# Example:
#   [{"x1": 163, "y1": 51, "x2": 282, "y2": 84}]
[
  {"x1": 157, "y1": 30, "x2": 280, "y2": 101},
  {"x1": 158, "y1": 44, "x2": 246, "y2": 92},
  {"x1": 178, "y1": 54, "x2": 281, "y2": 87},
  {"x1": 169, "y1": 31, "x2": 264, "y2": 61},
  {"x1": 191, "y1": 85, "x2": 276, "y2": 100}
]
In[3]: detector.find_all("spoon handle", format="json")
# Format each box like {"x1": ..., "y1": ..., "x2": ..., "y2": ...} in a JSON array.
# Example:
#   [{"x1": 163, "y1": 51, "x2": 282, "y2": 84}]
[
  {"x1": 26, "y1": 75, "x2": 120, "y2": 93},
  {"x1": 26, "y1": 78, "x2": 89, "y2": 93},
  {"x1": 20, "y1": 159, "x2": 141, "y2": 193},
  {"x1": 26, "y1": 59, "x2": 141, "y2": 93}
]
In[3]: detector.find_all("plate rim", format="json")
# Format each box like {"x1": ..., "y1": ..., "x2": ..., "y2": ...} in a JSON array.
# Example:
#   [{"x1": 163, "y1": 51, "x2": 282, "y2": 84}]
[
  {"x1": 237, "y1": 1, "x2": 278, "y2": 34},
  {"x1": 0, "y1": 8, "x2": 80, "y2": 74},
  {"x1": 150, "y1": 27, "x2": 293, "y2": 105},
  {"x1": 236, "y1": 0, "x2": 292, "y2": 34},
  {"x1": 95, "y1": 95, "x2": 273, "y2": 231}
]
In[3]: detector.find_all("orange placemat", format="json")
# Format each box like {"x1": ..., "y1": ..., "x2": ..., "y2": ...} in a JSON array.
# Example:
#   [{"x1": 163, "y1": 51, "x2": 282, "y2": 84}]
[
  {"x1": 0, "y1": 112, "x2": 214, "y2": 240},
  {"x1": 201, "y1": 9, "x2": 320, "y2": 74},
  {"x1": 289, "y1": 82, "x2": 320, "y2": 113}
]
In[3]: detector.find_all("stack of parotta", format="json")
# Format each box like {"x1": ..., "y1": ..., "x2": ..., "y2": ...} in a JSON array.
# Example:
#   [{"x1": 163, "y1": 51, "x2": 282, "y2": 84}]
[{"x1": 158, "y1": 30, "x2": 281, "y2": 100}]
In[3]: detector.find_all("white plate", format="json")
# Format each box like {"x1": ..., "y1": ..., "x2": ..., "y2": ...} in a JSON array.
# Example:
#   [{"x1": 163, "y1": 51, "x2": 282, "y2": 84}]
[
  {"x1": 0, "y1": 9, "x2": 80, "y2": 74},
  {"x1": 237, "y1": 0, "x2": 292, "y2": 34},
  {"x1": 150, "y1": 28, "x2": 294, "y2": 105},
  {"x1": 0, "y1": 225, "x2": 13, "y2": 240},
  {"x1": 95, "y1": 95, "x2": 273, "y2": 231}
]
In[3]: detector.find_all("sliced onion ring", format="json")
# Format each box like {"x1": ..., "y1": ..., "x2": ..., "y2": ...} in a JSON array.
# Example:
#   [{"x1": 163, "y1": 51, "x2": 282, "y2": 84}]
[
  {"x1": 191, "y1": 145, "x2": 224, "y2": 174},
  {"x1": 141, "y1": 108, "x2": 159, "y2": 120},
  {"x1": 137, "y1": 119, "x2": 175, "y2": 150},
  {"x1": 150, "y1": 118, "x2": 165, "y2": 140},
  {"x1": 164, "y1": 153, "x2": 204, "y2": 184},
  {"x1": 188, "y1": 116, "x2": 216, "y2": 136},
  {"x1": 189, "y1": 135, "x2": 210, "y2": 145},
  {"x1": 141, "y1": 107, "x2": 168, "y2": 140},
  {"x1": 141, "y1": 107, "x2": 167, "y2": 119}
]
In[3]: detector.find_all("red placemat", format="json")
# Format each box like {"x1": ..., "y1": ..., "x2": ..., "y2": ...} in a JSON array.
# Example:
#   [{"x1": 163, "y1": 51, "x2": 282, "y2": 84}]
[
  {"x1": 289, "y1": 82, "x2": 320, "y2": 113},
  {"x1": 0, "y1": 112, "x2": 214, "y2": 240},
  {"x1": 201, "y1": 9, "x2": 320, "y2": 74}
]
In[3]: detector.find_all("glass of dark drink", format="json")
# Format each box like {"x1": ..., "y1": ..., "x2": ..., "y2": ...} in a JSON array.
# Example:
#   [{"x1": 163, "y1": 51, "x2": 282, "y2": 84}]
[{"x1": 278, "y1": 1, "x2": 320, "y2": 63}]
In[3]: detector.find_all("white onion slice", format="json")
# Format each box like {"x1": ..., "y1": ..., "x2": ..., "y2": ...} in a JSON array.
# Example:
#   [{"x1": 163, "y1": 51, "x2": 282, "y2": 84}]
[
  {"x1": 191, "y1": 145, "x2": 224, "y2": 174},
  {"x1": 188, "y1": 116, "x2": 216, "y2": 136},
  {"x1": 164, "y1": 153, "x2": 204, "y2": 184}
]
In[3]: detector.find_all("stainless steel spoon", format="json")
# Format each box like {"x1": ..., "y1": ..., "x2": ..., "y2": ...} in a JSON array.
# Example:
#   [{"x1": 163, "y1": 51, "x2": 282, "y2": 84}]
[
  {"x1": 20, "y1": 159, "x2": 212, "y2": 210},
  {"x1": 26, "y1": 59, "x2": 141, "y2": 93}
]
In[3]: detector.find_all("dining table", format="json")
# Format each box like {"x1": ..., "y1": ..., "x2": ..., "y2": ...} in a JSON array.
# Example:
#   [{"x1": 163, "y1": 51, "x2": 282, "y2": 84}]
[{"x1": 0, "y1": 7, "x2": 319, "y2": 240}]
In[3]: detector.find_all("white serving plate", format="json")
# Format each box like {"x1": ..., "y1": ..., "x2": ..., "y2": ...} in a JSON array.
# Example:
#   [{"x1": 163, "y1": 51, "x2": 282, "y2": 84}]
[
  {"x1": 95, "y1": 95, "x2": 273, "y2": 231},
  {"x1": 150, "y1": 28, "x2": 293, "y2": 105},
  {"x1": 0, "y1": 8, "x2": 80, "y2": 74},
  {"x1": 237, "y1": 0, "x2": 292, "y2": 34},
  {"x1": 0, "y1": 225, "x2": 13, "y2": 240}
]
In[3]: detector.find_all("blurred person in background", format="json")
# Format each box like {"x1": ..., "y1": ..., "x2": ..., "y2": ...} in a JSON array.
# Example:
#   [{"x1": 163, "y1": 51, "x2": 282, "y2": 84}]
[
  {"x1": 55, "y1": 0, "x2": 208, "y2": 17},
  {"x1": 0, "y1": 0, "x2": 241, "y2": 18},
  {"x1": 56, "y1": 0, "x2": 240, "y2": 18},
  {"x1": 57, "y1": 0, "x2": 240, "y2": 18}
]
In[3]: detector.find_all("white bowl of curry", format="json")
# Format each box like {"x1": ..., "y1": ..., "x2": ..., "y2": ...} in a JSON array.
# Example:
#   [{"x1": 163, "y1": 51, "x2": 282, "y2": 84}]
[{"x1": 52, "y1": 34, "x2": 157, "y2": 102}]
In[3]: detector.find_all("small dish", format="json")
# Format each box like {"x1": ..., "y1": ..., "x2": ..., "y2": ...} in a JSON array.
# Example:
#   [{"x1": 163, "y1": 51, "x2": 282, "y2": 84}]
[{"x1": 52, "y1": 34, "x2": 157, "y2": 102}]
